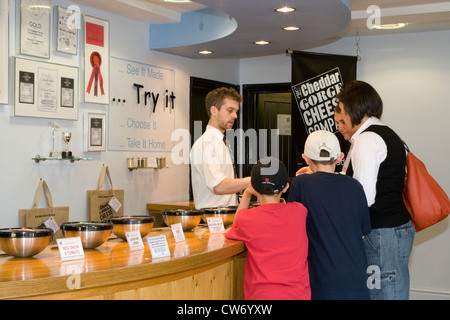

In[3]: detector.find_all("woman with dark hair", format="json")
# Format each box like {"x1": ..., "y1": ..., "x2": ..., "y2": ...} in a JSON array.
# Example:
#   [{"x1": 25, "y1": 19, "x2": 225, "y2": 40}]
[{"x1": 334, "y1": 80, "x2": 415, "y2": 300}]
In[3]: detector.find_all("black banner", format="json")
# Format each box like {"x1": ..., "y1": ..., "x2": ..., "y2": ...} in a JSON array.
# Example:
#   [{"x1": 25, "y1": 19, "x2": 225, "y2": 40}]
[{"x1": 291, "y1": 51, "x2": 357, "y2": 173}]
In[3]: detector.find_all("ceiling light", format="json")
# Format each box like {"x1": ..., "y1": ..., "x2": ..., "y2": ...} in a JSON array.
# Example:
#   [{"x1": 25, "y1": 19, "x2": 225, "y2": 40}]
[
  {"x1": 283, "y1": 26, "x2": 300, "y2": 31},
  {"x1": 275, "y1": 6, "x2": 296, "y2": 13},
  {"x1": 373, "y1": 23, "x2": 408, "y2": 30},
  {"x1": 198, "y1": 50, "x2": 213, "y2": 55},
  {"x1": 254, "y1": 41, "x2": 270, "y2": 45}
]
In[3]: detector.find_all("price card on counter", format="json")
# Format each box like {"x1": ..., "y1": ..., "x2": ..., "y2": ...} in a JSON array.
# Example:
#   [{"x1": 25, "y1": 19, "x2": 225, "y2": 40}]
[
  {"x1": 147, "y1": 235, "x2": 170, "y2": 258},
  {"x1": 57, "y1": 237, "x2": 85, "y2": 261},
  {"x1": 170, "y1": 223, "x2": 185, "y2": 243},
  {"x1": 206, "y1": 217, "x2": 225, "y2": 234},
  {"x1": 125, "y1": 230, "x2": 144, "y2": 251}
]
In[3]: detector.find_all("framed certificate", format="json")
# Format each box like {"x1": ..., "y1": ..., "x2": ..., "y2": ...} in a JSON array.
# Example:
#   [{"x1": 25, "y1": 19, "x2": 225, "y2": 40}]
[
  {"x1": 55, "y1": 6, "x2": 79, "y2": 55},
  {"x1": 85, "y1": 113, "x2": 106, "y2": 152},
  {"x1": 14, "y1": 57, "x2": 79, "y2": 120},
  {"x1": 0, "y1": 0, "x2": 9, "y2": 104},
  {"x1": 83, "y1": 15, "x2": 109, "y2": 104},
  {"x1": 61, "y1": 77, "x2": 74, "y2": 108},
  {"x1": 20, "y1": 0, "x2": 51, "y2": 59}
]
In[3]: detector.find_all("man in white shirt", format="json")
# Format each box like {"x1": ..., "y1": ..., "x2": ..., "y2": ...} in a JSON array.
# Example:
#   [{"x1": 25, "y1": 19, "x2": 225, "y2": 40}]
[{"x1": 190, "y1": 87, "x2": 250, "y2": 209}]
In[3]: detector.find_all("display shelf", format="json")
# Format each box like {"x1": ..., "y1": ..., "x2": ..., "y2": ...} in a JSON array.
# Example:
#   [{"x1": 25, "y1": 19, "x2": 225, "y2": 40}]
[
  {"x1": 128, "y1": 166, "x2": 170, "y2": 172},
  {"x1": 33, "y1": 155, "x2": 93, "y2": 163}
]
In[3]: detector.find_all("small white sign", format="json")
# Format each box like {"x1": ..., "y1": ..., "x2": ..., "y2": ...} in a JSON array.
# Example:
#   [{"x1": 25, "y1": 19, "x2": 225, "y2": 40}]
[
  {"x1": 147, "y1": 235, "x2": 170, "y2": 258},
  {"x1": 170, "y1": 223, "x2": 186, "y2": 243},
  {"x1": 125, "y1": 230, "x2": 144, "y2": 251},
  {"x1": 277, "y1": 114, "x2": 291, "y2": 136},
  {"x1": 57, "y1": 237, "x2": 85, "y2": 261},
  {"x1": 207, "y1": 217, "x2": 225, "y2": 234},
  {"x1": 43, "y1": 216, "x2": 59, "y2": 234},
  {"x1": 108, "y1": 196, "x2": 122, "y2": 213}
]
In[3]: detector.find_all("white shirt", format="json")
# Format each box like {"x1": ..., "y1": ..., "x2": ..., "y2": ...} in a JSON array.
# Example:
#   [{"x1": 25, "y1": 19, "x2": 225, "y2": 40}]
[
  {"x1": 348, "y1": 117, "x2": 387, "y2": 207},
  {"x1": 190, "y1": 125, "x2": 238, "y2": 209}
]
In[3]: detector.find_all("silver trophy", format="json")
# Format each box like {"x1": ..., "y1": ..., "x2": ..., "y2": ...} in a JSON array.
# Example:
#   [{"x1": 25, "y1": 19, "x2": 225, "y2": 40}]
[
  {"x1": 61, "y1": 132, "x2": 73, "y2": 158},
  {"x1": 49, "y1": 122, "x2": 60, "y2": 158}
]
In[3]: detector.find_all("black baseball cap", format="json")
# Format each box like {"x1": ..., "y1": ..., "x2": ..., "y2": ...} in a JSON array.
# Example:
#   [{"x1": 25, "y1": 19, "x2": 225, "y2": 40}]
[{"x1": 251, "y1": 157, "x2": 288, "y2": 195}]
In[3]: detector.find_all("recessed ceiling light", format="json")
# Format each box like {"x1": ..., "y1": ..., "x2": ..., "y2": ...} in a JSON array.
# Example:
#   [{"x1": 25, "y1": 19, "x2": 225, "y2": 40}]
[
  {"x1": 275, "y1": 6, "x2": 296, "y2": 13},
  {"x1": 254, "y1": 40, "x2": 270, "y2": 45},
  {"x1": 198, "y1": 50, "x2": 213, "y2": 55},
  {"x1": 283, "y1": 26, "x2": 300, "y2": 31},
  {"x1": 373, "y1": 23, "x2": 408, "y2": 30}
]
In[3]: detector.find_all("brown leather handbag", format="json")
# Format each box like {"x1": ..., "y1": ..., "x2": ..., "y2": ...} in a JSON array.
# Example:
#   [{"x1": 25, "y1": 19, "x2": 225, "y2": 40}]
[{"x1": 403, "y1": 143, "x2": 450, "y2": 231}]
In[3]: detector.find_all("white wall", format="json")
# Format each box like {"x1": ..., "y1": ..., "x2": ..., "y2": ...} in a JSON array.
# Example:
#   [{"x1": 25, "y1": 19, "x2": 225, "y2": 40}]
[
  {"x1": 240, "y1": 30, "x2": 450, "y2": 299},
  {"x1": 0, "y1": 0, "x2": 239, "y2": 228}
]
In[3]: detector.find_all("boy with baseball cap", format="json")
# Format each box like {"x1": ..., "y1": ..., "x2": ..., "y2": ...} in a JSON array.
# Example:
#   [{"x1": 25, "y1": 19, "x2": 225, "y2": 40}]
[
  {"x1": 288, "y1": 130, "x2": 372, "y2": 300},
  {"x1": 225, "y1": 157, "x2": 311, "y2": 300}
]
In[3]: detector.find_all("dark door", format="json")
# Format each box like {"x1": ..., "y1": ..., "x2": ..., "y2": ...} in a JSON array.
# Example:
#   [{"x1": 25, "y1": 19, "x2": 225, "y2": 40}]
[
  {"x1": 189, "y1": 77, "x2": 239, "y2": 200},
  {"x1": 242, "y1": 83, "x2": 293, "y2": 178}
]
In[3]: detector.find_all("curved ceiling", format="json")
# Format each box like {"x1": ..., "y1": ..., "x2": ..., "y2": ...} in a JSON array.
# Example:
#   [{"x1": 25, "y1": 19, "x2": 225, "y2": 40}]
[
  {"x1": 72, "y1": 0, "x2": 450, "y2": 59},
  {"x1": 149, "y1": 0, "x2": 351, "y2": 59}
]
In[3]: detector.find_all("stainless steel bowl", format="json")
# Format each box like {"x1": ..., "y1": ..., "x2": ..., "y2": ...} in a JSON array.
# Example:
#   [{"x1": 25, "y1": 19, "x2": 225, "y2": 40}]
[
  {"x1": 0, "y1": 228, "x2": 53, "y2": 258},
  {"x1": 202, "y1": 207, "x2": 237, "y2": 227},
  {"x1": 60, "y1": 222, "x2": 112, "y2": 249},
  {"x1": 109, "y1": 216, "x2": 155, "y2": 240},
  {"x1": 161, "y1": 209, "x2": 203, "y2": 231}
]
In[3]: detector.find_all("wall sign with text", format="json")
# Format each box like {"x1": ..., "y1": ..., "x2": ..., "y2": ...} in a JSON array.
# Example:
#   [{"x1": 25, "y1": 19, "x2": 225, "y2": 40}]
[{"x1": 108, "y1": 57, "x2": 176, "y2": 153}]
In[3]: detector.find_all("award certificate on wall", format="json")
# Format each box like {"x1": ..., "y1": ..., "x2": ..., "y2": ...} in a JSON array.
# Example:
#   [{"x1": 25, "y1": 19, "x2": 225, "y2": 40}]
[
  {"x1": 37, "y1": 68, "x2": 58, "y2": 113},
  {"x1": 0, "y1": 0, "x2": 9, "y2": 104},
  {"x1": 61, "y1": 77, "x2": 74, "y2": 108},
  {"x1": 85, "y1": 113, "x2": 106, "y2": 152},
  {"x1": 83, "y1": 15, "x2": 109, "y2": 104},
  {"x1": 14, "y1": 57, "x2": 79, "y2": 120},
  {"x1": 20, "y1": 0, "x2": 51, "y2": 59},
  {"x1": 55, "y1": 6, "x2": 78, "y2": 55}
]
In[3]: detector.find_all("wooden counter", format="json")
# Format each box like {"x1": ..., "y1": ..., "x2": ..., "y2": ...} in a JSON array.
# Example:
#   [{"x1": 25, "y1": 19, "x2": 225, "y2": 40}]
[{"x1": 0, "y1": 226, "x2": 246, "y2": 300}]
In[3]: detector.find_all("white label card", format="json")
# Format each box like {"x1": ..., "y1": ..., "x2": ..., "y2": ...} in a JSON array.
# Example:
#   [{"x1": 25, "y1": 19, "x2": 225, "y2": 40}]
[
  {"x1": 125, "y1": 230, "x2": 144, "y2": 251},
  {"x1": 170, "y1": 223, "x2": 185, "y2": 243},
  {"x1": 57, "y1": 237, "x2": 85, "y2": 261},
  {"x1": 147, "y1": 235, "x2": 170, "y2": 258},
  {"x1": 207, "y1": 217, "x2": 225, "y2": 234},
  {"x1": 43, "y1": 216, "x2": 59, "y2": 234},
  {"x1": 108, "y1": 196, "x2": 122, "y2": 213}
]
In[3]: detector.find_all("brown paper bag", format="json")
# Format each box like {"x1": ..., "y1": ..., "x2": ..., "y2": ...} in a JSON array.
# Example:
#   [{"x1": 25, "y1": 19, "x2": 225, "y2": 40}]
[
  {"x1": 19, "y1": 179, "x2": 69, "y2": 242},
  {"x1": 87, "y1": 164, "x2": 124, "y2": 221}
]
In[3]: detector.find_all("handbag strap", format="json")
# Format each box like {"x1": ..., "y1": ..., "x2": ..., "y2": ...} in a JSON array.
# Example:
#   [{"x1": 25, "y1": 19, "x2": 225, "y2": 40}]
[
  {"x1": 98, "y1": 164, "x2": 115, "y2": 191},
  {"x1": 32, "y1": 179, "x2": 54, "y2": 209},
  {"x1": 403, "y1": 140, "x2": 410, "y2": 153}
]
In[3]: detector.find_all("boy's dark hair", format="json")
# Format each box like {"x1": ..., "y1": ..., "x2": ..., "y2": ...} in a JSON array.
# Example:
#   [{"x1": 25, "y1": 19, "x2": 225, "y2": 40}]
[
  {"x1": 205, "y1": 87, "x2": 242, "y2": 118},
  {"x1": 335, "y1": 80, "x2": 383, "y2": 126}
]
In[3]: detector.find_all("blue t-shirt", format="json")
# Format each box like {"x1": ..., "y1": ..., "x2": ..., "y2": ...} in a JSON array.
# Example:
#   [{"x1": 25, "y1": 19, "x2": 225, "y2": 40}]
[{"x1": 288, "y1": 171, "x2": 371, "y2": 300}]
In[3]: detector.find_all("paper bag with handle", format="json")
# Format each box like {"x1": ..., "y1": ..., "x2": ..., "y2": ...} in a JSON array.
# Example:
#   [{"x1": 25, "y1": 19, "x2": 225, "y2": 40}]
[
  {"x1": 19, "y1": 179, "x2": 69, "y2": 242},
  {"x1": 87, "y1": 164, "x2": 124, "y2": 222}
]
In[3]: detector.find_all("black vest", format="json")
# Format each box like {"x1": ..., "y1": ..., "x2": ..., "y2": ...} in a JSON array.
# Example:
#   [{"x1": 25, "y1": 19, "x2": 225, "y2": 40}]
[{"x1": 347, "y1": 125, "x2": 411, "y2": 229}]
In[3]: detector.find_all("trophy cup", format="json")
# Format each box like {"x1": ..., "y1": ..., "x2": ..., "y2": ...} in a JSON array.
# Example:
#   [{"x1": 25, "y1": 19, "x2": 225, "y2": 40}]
[{"x1": 61, "y1": 132, "x2": 73, "y2": 158}]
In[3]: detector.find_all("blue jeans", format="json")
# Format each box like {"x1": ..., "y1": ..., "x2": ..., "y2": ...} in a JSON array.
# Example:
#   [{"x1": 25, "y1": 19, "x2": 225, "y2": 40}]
[{"x1": 363, "y1": 220, "x2": 415, "y2": 300}]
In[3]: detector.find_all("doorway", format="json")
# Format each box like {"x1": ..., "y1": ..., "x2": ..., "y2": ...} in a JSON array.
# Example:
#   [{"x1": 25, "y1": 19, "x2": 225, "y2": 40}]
[
  {"x1": 242, "y1": 83, "x2": 293, "y2": 178},
  {"x1": 189, "y1": 77, "x2": 239, "y2": 201}
]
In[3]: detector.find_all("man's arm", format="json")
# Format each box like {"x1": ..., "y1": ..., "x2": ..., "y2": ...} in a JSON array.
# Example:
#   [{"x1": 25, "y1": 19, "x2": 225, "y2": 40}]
[{"x1": 213, "y1": 177, "x2": 250, "y2": 195}]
